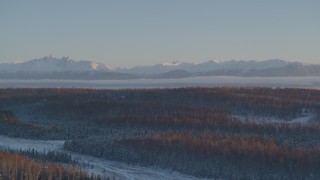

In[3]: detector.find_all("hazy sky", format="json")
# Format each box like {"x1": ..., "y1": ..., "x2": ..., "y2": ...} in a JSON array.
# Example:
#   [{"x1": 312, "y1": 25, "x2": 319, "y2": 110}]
[{"x1": 1, "y1": 0, "x2": 319, "y2": 67}]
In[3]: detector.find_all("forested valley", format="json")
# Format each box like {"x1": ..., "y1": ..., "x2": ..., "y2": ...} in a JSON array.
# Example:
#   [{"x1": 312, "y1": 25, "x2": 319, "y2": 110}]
[{"x1": 1, "y1": 87, "x2": 320, "y2": 179}]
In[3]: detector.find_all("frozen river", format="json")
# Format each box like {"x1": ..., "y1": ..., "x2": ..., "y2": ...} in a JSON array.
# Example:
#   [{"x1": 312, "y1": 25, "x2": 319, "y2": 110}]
[{"x1": 0, "y1": 135, "x2": 203, "y2": 180}]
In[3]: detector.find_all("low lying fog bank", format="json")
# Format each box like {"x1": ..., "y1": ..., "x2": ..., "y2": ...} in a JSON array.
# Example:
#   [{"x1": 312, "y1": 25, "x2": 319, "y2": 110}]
[{"x1": 0, "y1": 76, "x2": 320, "y2": 89}]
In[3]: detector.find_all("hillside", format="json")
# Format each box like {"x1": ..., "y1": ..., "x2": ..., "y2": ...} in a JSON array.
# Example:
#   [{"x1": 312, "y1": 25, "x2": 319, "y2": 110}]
[{"x1": 1, "y1": 88, "x2": 320, "y2": 179}]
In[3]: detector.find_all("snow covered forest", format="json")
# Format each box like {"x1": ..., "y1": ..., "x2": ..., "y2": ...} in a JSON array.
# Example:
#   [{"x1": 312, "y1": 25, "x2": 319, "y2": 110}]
[
  {"x1": 1, "y1": 88, "x2": 320, "y2": 179},
  {"x1": 0, "y1": 150, "x2": 105, "y2": 180}
]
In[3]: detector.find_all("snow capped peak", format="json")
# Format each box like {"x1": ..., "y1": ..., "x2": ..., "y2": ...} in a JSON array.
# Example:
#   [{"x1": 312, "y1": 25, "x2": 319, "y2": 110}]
[
  {"x1": 162, "y1": 61, "x2": 182, "y2": 66},
  {"x1": 0, "y1": 56, "x2": 111, "y2": 73},
  {"x1": 2, "y1": 56, "x2": 320, "y2": 78},
  {"x1": 119, "y1": 58, "x2": 320, "y2": 76},
  {"x1": 208, "y1": 59, "x2": 224, "y2": 64},
  {"x1": 90, "y1": 62, "x2": 99, "y2": 70},
  {"x1": 198, "y1": 60, "x2": 219, "y2": 64},
  {"x1": 60, "y1": 56, "x2": 73, "y2": 62}
]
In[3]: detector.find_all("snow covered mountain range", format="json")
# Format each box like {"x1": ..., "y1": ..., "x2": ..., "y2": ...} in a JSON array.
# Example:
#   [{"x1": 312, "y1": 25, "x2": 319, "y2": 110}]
[
  {"x1": 0, "y1": 56, "x2": 320, "y2": 80},
  {"x1": 0, "y1": 56, "x2": 111, "y2": 73}
]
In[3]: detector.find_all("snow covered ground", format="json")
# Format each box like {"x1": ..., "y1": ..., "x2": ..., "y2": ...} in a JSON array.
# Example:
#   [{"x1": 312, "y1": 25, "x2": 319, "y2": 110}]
[
  {"x1": 0, "y1": 135, "x2": 203, "y2": 180},
  {"x1": 0, "y1": 76, "x2": 320, "y2": 89},
  {"x1": 233, "y1": 113, "x2": 315, "y2": 125}
]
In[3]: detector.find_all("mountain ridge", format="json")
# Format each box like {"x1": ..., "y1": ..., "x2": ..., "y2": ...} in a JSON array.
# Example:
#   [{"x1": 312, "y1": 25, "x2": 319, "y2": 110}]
[
  {"x1": 1, "y1": 56, "x2": 320, "y2": 79},
  {"x1": 0, "y1": 56, "x2": 111, "y2": 73}
]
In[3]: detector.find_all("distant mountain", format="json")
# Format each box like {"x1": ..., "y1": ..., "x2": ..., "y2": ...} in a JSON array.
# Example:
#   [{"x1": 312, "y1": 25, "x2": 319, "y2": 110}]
[
  {"x1": 118, "y1": 59, "x2": 320, "y2": 77},
  {"x1": 0, "y1": 56, "x2": 138, "y2": 80},
  {"x1": 118, "y1": 59, "x2": 290, "y2": 75},
  {"x1": 0, "y1": 56, "x2": 111, "y2": 73},
  {"x1": 1, "y1": 57, "x2": 320, "y2": 80},
  {"x1": 119, "y1": 61, "x2": 195, "y2": 75}
]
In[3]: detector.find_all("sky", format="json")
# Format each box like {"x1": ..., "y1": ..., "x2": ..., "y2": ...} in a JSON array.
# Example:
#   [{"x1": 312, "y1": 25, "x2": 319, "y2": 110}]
[{"x1": 1, "y1": 0, "x2": 319, "y2": 67}]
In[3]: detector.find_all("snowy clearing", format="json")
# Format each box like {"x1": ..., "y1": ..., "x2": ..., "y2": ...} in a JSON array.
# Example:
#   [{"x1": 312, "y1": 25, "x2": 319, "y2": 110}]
[
  {"x1": 233, "y1": 113, "x2": 315, "y2": 125},
  {"x1": 0, "y1": 135, "x2": 203, "y2": 180}
]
